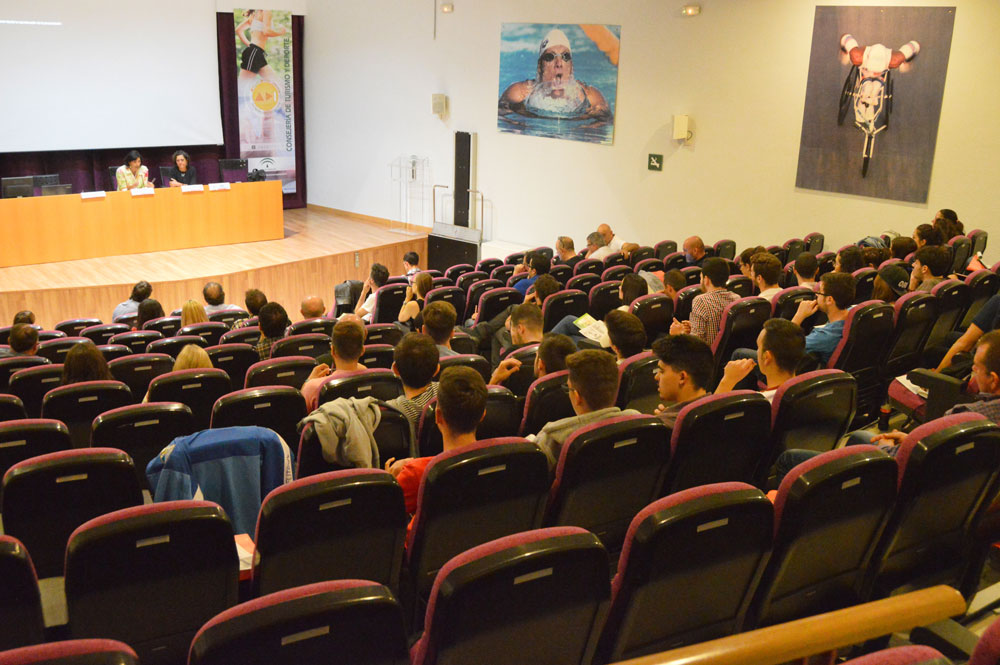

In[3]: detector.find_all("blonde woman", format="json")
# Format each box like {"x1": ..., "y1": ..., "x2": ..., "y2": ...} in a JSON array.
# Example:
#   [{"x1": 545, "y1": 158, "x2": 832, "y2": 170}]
[
  {"x1": 181, "y1": 300, "x2": 208, "y2": 327},
  {"x1": 144, "y1": 344, "x2": 213, "y2": 402}
]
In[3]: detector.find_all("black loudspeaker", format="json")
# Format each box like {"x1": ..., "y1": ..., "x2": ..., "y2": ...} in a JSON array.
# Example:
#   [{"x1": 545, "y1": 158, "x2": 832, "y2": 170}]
[
  {"x1": 453, "y1": 131, "x2": 471, "y2": 228},
  {"x1": 428, "y1": 233, "x2": 479, "y2": 272}
]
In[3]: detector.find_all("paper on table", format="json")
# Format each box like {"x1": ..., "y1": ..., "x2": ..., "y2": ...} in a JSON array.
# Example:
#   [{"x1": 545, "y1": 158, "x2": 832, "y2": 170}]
[
  {"x1": 573, "y1": 313, "x2": 607, "y2": 343},
  {"x1": 130, "y1": 187, "x2": 154, "y2": 197},
  {"x1": 181, "y1": 184, "x2": 204, "y2": 193},
  {"x1": 895, "y1": 374, "x2": 928, "y2": 398},
  {"x1": 208, "y1": 182, "x2": 231, "y2": 191},
  {"x1": 80, "y1": 191, "x2": 106, "y2": 200},
  {"x1": 234, "y1": 534, "x2": 255, "y2": 571}
]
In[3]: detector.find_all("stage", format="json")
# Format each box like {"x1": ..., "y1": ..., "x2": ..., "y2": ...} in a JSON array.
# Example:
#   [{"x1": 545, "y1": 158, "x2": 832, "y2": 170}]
[{"x1": 0, "y1": 207, "x2": 428, "y2": 328}]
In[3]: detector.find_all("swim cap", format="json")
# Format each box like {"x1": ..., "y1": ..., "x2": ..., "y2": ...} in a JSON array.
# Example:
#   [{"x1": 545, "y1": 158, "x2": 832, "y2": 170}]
[{"x1": 539, "y1": 28, "x2": 572, "y2": 57}]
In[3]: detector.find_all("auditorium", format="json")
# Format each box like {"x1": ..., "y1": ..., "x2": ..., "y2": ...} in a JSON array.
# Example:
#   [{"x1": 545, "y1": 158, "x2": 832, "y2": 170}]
[{"x1": 0, "y1": 1, "x2": 999, "y2": 664}]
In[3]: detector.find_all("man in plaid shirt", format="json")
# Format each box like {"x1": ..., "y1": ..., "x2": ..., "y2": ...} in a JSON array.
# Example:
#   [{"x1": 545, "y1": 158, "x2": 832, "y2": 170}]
[
  {"x1": 670, "y1": 257, "x2": 739, "y2": 345},
  {"x1": 255, "y1": 302, "x2": 290, "y2": 361}
]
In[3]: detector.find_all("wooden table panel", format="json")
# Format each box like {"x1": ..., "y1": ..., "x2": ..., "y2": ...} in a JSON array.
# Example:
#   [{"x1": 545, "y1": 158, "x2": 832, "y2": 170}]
[{"x1": 0, "y1": 181, "x2": 283, "y2": 267}]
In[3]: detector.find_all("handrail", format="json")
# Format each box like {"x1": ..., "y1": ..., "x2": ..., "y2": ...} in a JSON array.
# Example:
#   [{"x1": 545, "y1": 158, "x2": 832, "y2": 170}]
[{"x1": 613, "y1": 585, "x2": 966, "y2": 665}]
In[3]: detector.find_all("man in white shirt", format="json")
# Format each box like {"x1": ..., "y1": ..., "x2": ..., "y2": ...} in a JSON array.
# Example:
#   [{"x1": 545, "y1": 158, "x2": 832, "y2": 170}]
[
  {"x1": 586, "y1": 231, "x2": 613, "y2": 262},
  {"x1": 597, "y1": 223, "x2": 623, "y2": 254},
  {"x1": 750, "y1": 252, "x2": 784, "y2": 302},
  {"x1": 203, "y1": 282, "x2": 243, "y2": 314},
  {"x1": 353, "y1": 263, "x2": 390, "y2": 322}
]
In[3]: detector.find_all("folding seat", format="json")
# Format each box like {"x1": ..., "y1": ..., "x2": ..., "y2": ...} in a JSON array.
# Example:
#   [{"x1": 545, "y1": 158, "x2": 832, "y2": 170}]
[
  {"x1": 603, "y1": 252, "x2": 626, "y2": 269},
  {"x1": 826, "y1": 300, "x2": 896, "y2": 425},
  {"x1": 865, "y1": 413, "x2": 1000, "y2": 601},
  {"x1": 816, "y1": 251, "x2": 836, "y2": 276},
  {"x1": 681, "y1": 265, "x2": 702, "y2": 285},
  {"x1": 108, "y1": 352, "x2": 173, "y2": 399},
  {"x1": 9, "y1": 364, "x2": 65, "y2": 418},
  {"x1": 780, "y1": 261, "x2": 798, "y2": 288},
  {"x1": 950, "y1": 235, "x2": 973, "y2": 274},
  {"x1": 384, "y1": 276, "x2": 409, "y2": 286},
  {"x1": 574, "y1": 257, "x2": 603, "y2": 276},
  {"x1": 783, "y1": 238, "x2": 806, "y2": 263},
  {"x1": 714, "y1": 239, "x2": 737, "y2": 260},
  {"x1": 37, "y1": 336, "x2": 89, "y2": 363},
  {"x1": 805, "y1": 232, "x2": 825, "y2": 254},
  {"x1": 425, "y1": 286, "x2": 465, "y2": 315},
  {"x1": 41, "y1": 380, "x2": 133, "y2": 447},
  {"x1": 64, "y1": 501, "x2": 238, "y2": 665},
  {"x1": 542, "y1": 289, "x2": 588, "y2": 333},
  {"x1": 840, "y1": 646, "x2": 949, "y2": 665},
  {"x1": 406, "y1": 438, "x2": 550, "y2": 601},
  {"x1": 508, "y1": 272, "x2": 529, "y2": 290},
  {"x1": 205, "y1": 342, "x2": 258, "y2": 388},
  {"x1": 654, "y1": 239, "x2": 677, "y2": 259},
  {"x1": 438, "y1": 353, "x2": 491, "y2": 382},
  {"x1": 365, "y1": 322, "x2": 404, "y2": 346},
  {"x1": 416, "y1": 386, "x2": 523, "y2": 456},
  {"x1": 1, "y1": 448, "x2": 142, "y2": 578},
  {"x1": 36, "y1": 330, "x2": 67, "y2": 342},
  {"x1": 270, "y1": 333, "x2": 329, "y2": 360},
  {"x1": 142, "y1": 315, "x2": 182, "y2": 337},
  {"x1": 96, "y1": 344, "x2": 130, "y2": 362},
  {"x1": 0, "y1": 355, "x2": 49, "y2": 392},
  {"x1": 969, "y1": 228, "x2": 989, "y2": 258},
  {"x1": 252, "y1": 470, "x2": 407, "y2": 595},
  {"x1": 589, "y1": 281, "x2": 622, "y2": 320},
  {"x1": 710, "y1": 297, "x2": 771, "y2": 384},
  {"x1": 449, "y1": 331, "x2": 478, "y2": 355},
  {"x1": 630, "y1": 293, "x2": 673, "y2": 344},
  {"x1": 595, "y1": 483, "x2": 773, "y2": 662},
  {"x1": 55, "y1": 318, "x2": 102, "y2": 337},
  {"x1": 245, "y1": 355, "x2": 316, "y2": 390},
  {"x1": 410, "y1": 527, "x2": 609, "y2": 665},
  {"x1": 455, "y1": 269, "x2": 488, "y2": 293},
  {"x1": 147, "y1": 368, "x2": 232, "y2": 430},
  {"x1": 674, "y1": 284, "x2": 703, "y2": 321},
  {"x1": 464, "y1": 278, "x2": 501, "y2": 321},
  {"x1": 601, "y1": 265, "x2": 630, "y2": 282},
  {"x1": 188, "y1": 580, "x2": 410, "y2": 665},
  {"x1": 769, "y1": 370, "x2": 856, "y2": 456},
  {"x1": 0, "y1": 640, "x2": 139, "y2": 665},
  {"x1": 532, "y1": 246, "x2": 554, "y2": 263},
  {"x1": 881, "y1": 292, "x2": 938, "y2": 381},
  {"x1": 0, "y1": 394, "x2": 27, "y2": 422},
  {"x1": 767, "y1": 245, "x2": 788, "y2": 266},
  {"x1": 369, "y1": 284, "x2": 409, "y2": 324},
  {"x1": 318, "y1": 368, "x2": 402, "y2": 405},
  {"x1": 432, "y1": 276, "x2": 454, "y2": 289},
  {"x1": 772, "y1": 286, "x2": 816, "y2": 320},
  {"x1": 358, "y1": 343, "x2": 394, "y2": 370},
  {"x1": 80, "y1": 323, "x2": 129, "y2": 346},
  {"x1": 545, "y1": 414, "x2": 671, "y2": 549},
  {"x1": 296, "y1": 403, "x2": 412, "y2": 477},
  {"x1": 853, "y1": 267, "x2": 877, "y2": 304},
  {"x1": 663, "y1": 391, "x2": 772, "y2": 494},
  {"x1": 92, "y1": 403, "x2": 195, "y2": 489},
  {"x1": 146, "y1": 334, "x2": 207, "y2": 358},
  {"x1": 519, "y1": 370, "x2": 573, "y2": 436},
  {"x1": 114, "y1": 313, "x2": 139, "y2": 328},
  {"x1": 208, "y1": 308, "x2": 250, "y2": 326},
  {"x1": 286, "y1": 316, "x2": 335, "y2": 337},
  {"x1": 445, "y1": 263, "x2": 475, "y2": 283},
  {"x1": 0, "y1": 535, "x2": 45, "y2": 651},
  {"x1": 219, "y1": 325, "x2": 260, "y2": 346},
  {"x1": 490, "y1": 263, "x2": 515, "y2": 284},
  {"x1": 475, "y1": 257, "x2": 503, "y2": 274},
  {"x1": 494, "y1": 343, "x2": 539, "y2": 397},
  {"x1": 477, "y1": 286, "x2": 522, "y2": 325},
  {"x1": 960, "y1": 270, "x2": 1000, "y2": 329},
  {"x1": 748, "y1": 446, "x2": 898, "y2": 628},
  {"x1": 617, "y1": 351, "x2": 660, "y2": 412},
  {"x1": 211, "y1": 386, "x2": 307, "y2": 449},
  {"x1": 634, "y1": 257, "x2": 664, "y2": 274},
  {"x1": 726, "y1": 275, "x2": 753, "y2": 297},
  {"x1": 566, "y1": 272, "x2": 600, "y2": 296},
  {"x1": 662, "y1": 251, "x2": 687, "y2": 272},
  {"x1": 504, "y1": 251, "x2": 525, "y2": 265},
  {"x1": 0, "y1": 419, "x2": 71, "y2": 480}
]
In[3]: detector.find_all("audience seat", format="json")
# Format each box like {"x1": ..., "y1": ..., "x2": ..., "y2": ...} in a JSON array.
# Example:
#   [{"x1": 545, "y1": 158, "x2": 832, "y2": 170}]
[
  {"x1": 425, "y1": 286, "x2": 466, "y2": 315},
  {"x1": 0, "y1": 394, "x2": 27, "y2": 423},
  {"x1": 0, "y1": 355, "x2": 49, "y2": 393},
  {"x1": 663, "y1": 251, "x2": 687, "y2": 273},
  {"x1": 91, "y1": 402, "x2": 196, "y2": 489},
  {"x1": 114, "y1": 314, "x2": 138, "y2": 328},
  {"x1": 725, "y1": 275, "x2": 753, "y2": 298},
  {"x1": 804, "y1": 232, "x2": 825, "y2": 254},
  {"x1": 770, "y1": 369, "x2": 857, "y2": 455},
  {"x1": 574, "y1": 258, "x2": 603, "y2": 276},
  {"x1": 549, "y1": 264, "x2": 572, "y2": 286},
  {"x1": 881, "y1": 292, "x2": 938, "y2": 381},
  {"x1": 108, "y1": 353, "x2": 174, "y2": 399},
  {"x1": 767, "y1": 245, "x2": 788, "y2": 266},
  {"x1": 206, "y1": 343, "x2": 258, "y2": 388},
  {"x1": 477, "y1": 287, "x2": 522, "y2": 325},
  {"x1": 208, "y1": 309, "x2": 250, "y2": 327},
  {"x1": 710, "y1": 297, "x2": 771, "y2": 385},
  {"x1": 80, "y1": 323, "x2": 130, "y2": 346},
  {"x1": 772, "y1": 286, "x2": 816, "y2": 320},
  {"x1": 476, "y1": 258, "x2": 503, "y2": 275},
  {"x1": 410, "y1": 527, "x2": 609, "y2": 665},
  {"x1": 211, "y1": 386, "x2": 307, "y2": 449},
  {"x1": 603, "y1": 252, "x2": 626, "y2": 269},
  {"x1": 601, "y1": 265, "x2": 630, "y2": 282},
  {"x1": 445, "y1": 263, "x2": 475, "y2": 283},
  {"x1": 438, "y1": 353, "x2": 491, "y2": 383},
  {"x1": 634, "y1": 257, "x2": 665, "y2": 274},
  {"x1": 40, "y1": 380, "x2": 133, "y2": 447},
  {"x1": 253, "y1": 469, "x2": 407, "y2": 595},
  {"x1": 827, "y1": 300, "x2": 895, "y2": 426},
  {"x1": 0, "y1": 639, "x2": 139, "y2": 665},
  {"x1": 296, "y1": 404, "x2": 412, "y2": 478},
  {"x1": 416, "y1": 387, "x2": 522, "y2": 457},
  {"x1": 64, "y1": 501, "x2": 238, "y2": 665},
  {"x1": 449, "y1": 331, "x2": 478, "y2": 355},
  {"x1": 715, "y1": 239, "x2": 737, "y2": 260},
  {"x1": 146, "y1": 334, "x2": 208, "y2": 358},
  {"x1": 950, "y1": 235, "x2": 973, "y2": 274},
  {"x1": 630, "y1": 293, "x2": 673, "y2": 344},
  {"x1": 674, "y1": 285, "x2": 703, "y2": 321},
  {"x1": 519, "y1": 370, "x2": 573, "y2": 436},
  {"x1": 490, "y1": 264, "x2": 515, "y2": 286},
  {"x1": 358, "y1": 343, "x2": 394, "y2": 370},
  {"x1": 455, "y1": 270, "x2": 488, "y2": 294},
  {"x1": 617, "y1": 351, "x2": 660, "y2": 412},
  {"x1": 852, "y1": 268, "x2": 877, "y2": 304},
  {"x1": 37, "y1": 337, "x2": 89, "y2": 364},
  {"x1": 464, "y1": 278, "x2": 501, "y2": 321},
  {"x1": 220, "y1": 326, "x2": 260, "y2": 346},
  {"x1": 495, "y1": 343, "x2": 539, "y2": 397},
  {"x1": 960, "y1": 270, "x2": 1000, "y2": 330},
  {"x1": 629, "y1": 246, "x2": 655, "y2": 265},
  {"x1": 504, "y1": 251, "x2": 525, "y2": 266},
  {"x1": 0, "y1": 535, "x2": 45, "y2": 651},
  {"x1": 142, "y1": 315, "x2": 182, "y2": 337},
  {"x1": 545, "y1": 414, "x2": 671, "y2": 549},
  {"x1": 816, "y1": 251, "x2": 836, "y2": 276},
  {"x1": 96, "y1": 344, "x2": 130, "y2": 362},
  {"x1": 55, "y1": 318, "x2": 102, "y2": 337},
  {"x1": 596, "y1": 483, "x2": 773, "y2": 662},
  {"x1": 1, "y1": 448, "x2": 142, "y2": 578},
  {"x1": 681, "y1": 266, "x2": 702, "y2": 286},
  {"x1": 921, "y1": 280, "x2": 971, "y2": 359},
  {"x1": 271, "y1": 333, "x2": 330, "y2": 360},
  {"x1": 370, "y1": 284, "x2": 409, "y2": 324},
  {"x1": 384, "y1": 276, "x2": 409, "y2": 286},
  {"x1": 783, "y1": 238, "x2": 806, "y2": 263},
  {"x1": 364, "y1": 322, "x2": 404, "y2": 346},
  {"x1": 147, "y1": 368, "x2": 232, "y2": 430},
  {"x1": 36, "y1": 330, "x2": 67, "y2": 342},
  {"x1": 589, "y1": 281, "x2": 623, "y2": 321},
  {"x1": 0, "y1": 419, "x2": 70, "y2": 480},
  {"x1": 176, "y1": 322, "x2": 233, "y2": 347},
  {"x1": 189, "y1": 580, "x2": 410, "y2": 665},
  {"x1": 287, "y1": 317, "x2": 335, "y2": 337},
  {"x1": 542, "y1": 290, "x2": 588, "y2": 333},
  {"x1": 318, "y1": 368, "x2": 402, "y2": 405},
  {"x1": 9, "y1": 364, "x2": 65, "y2": 418},
  {"x1": 245, "y1": 355, "x2": 316, "y2": 389},
  {"x1": 566, "y1": 273, "x2": 600, "y2": 296},
  {"x1": 654, "y1": 239, "x2": 677, "y2": 259}
]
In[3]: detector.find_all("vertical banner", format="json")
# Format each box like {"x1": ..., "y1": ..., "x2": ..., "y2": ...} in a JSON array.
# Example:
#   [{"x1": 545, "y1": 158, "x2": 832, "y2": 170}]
[{"x1": 234, "y1": 9, "x2": 296, "y2": 194}]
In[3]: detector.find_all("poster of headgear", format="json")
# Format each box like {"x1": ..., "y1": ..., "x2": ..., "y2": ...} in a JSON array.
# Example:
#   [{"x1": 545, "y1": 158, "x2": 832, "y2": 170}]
[
  {"x1": 234, "y1": 8, "x2": 297, "y2": 194},
  {"x1": 498, "y1": 23, "x2": 620, "y2": 146},
  {"x1": 795, "y1": 6, "x2": 955, "y2": 204}
]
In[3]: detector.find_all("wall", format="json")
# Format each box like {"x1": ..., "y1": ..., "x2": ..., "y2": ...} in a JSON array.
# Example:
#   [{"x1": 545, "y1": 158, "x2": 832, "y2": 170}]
[{"x1": 303, "y1": 0, "x2": 1000, "y2": 254}]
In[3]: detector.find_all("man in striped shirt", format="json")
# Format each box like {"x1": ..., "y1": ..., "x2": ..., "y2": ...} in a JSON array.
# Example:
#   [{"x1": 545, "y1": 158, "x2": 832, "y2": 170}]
[
  {"x1": 670, "y1": 257, "x2": 739, "y2": 345},
  {"x1": 385, "y1": 333, "x2": 440, "y2": 438}
]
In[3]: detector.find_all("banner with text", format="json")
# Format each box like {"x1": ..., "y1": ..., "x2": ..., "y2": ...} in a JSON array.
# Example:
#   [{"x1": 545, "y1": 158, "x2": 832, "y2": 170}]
[{"x1": 234, "y1": 8, "x2": 296, "y2": 194}]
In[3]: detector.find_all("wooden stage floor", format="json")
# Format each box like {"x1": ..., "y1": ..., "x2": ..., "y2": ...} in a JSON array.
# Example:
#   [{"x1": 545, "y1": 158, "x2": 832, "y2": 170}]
[{"x1": 0, "y1": 208, "x2": 428, "y2": 328}]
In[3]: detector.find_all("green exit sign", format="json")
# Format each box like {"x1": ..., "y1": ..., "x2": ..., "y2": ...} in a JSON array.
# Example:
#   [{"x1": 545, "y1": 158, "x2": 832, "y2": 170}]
[{"x1": 648, "y1": 154, "x2": 663, "y2": 171}]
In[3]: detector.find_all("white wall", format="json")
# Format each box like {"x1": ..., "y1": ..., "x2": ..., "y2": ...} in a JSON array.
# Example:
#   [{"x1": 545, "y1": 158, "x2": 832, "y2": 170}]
[{"x1": 304, "y1": 0, "x2": 1000, "y2": 253}]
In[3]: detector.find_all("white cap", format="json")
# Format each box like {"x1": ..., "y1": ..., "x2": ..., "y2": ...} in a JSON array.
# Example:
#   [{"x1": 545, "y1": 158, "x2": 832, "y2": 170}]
[{"x1": 538, "y1": 28, "x2": 572, "y2": 57}]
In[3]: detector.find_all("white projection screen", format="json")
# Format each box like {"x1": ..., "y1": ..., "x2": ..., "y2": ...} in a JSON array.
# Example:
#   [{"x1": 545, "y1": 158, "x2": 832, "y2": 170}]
[{"x1": 0, "y1": 0, "x2": 223, "y2": 152}]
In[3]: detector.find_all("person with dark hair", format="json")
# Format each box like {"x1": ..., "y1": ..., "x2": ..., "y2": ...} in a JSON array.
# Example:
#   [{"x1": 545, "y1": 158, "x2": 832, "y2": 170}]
[
  {"x1": 385, "y1": 365, "x2": 487, "y2": 515},
  {"x1": 619, "y1": 273, "x2": 648, "y2": 309},
  {"x1": 525, "y1": 274, "x2": 561, "y2": 308},
  {"x1": 203, "y1": 282, "x2": 240, "y2": 314},
  {"x1": 670, "y1": 257, "x2": 739, "y2": 345},
  {"x1": 355, "y1": 263, "x2": 390, "y2": 322},
  {"x1": 606, "y1": 310, "x2": 646, "y2": 361},
  {"x1": 793, "y1": 252, "x2": 819, "y2": 288},
  {"x1": 167, "y1": 150, "x2": 198, "y2": 187},
  {"x1": 651, "y1": 334, "x2": 712, "y2": 428},
  {"x1": 113, "y1": 280, "x2": 153, "y2": 321},
  {"x1": 862, "y1": 246, "x2": 889, "y2": 270},
  {"x1": 909, "y1": 245, "x2": 950, "y2": 292},
  {"x1": 386, "y1": 333, "x2": 440, "y2": 432},
  {"x1": 913, "y1": 223, "x2": 944, "y2": 249},
  {"x1": 555, "y1": 236, "x2": 582, "y2": 268},
  {"x1": 230, "y1": 288, "x2": 268, "y2": 330},
  {"x1": 791, "y1": 272, "x2": 855, "y2": 364},
  {"x1": 399, "y1": 272, "x2": 433, "y2": 332},
  {"x1": 891, "y1": 236, "x2": 918, "y2": 260},
  {"x1": 873, "y1": 264, "x2": 909, "y2": 303},
  {"x1": 750, "y1": 252, "x2": 783, "y2": 301},
  {"x1": 12, "y1": 311, "x2": 35, "y2": 326},
  {"x1": 302, "y1": 317, "x2": 366, "y2": 411},
  {"x1": 421, "y1": 300, "x2": 459, "y2": 357},
  {"x1": 529, "y1": 349, "x2": 639, "y2": 470},
  {"x1": 738, "y1": 246, "x2": 767, "y2": 279},
  {"x1": 136, "y1": 298, "x2": 165, "y2": 330},
  {"x1": 662, "y1": 269, "x2": 687, "y2": 299},
  {"x1": 682, "y1": 236, "x2": 707, "y2": 267},
  {"x1": 490, "y1": 329, "x2": 577, "y2": 385},
  {"x1": 255, "y1": 301, "x2": 289, "y2": 360},
  {"x1": 116, "y1": 150, "x2": 152, "y2": 191},
  {"x1": 933, "y1": 209, "x2": 963, "y2": 241},
  {"x1": 512, "y1": 252, "x2": 550, "y2": 297},
  {"x1": 716, "y1": 319, "x2": 805, "y2": 400},
  {"x1": 61, "y1": 342, "x2": 112, "y2": 385},
  {"x1": 835, "y1": 245, "x2": 864, "y2": 274},
  {"x1": 403, "y1": 251, "x2": 420, "y2": 284},
  {"x1": 2, "y1": 324, "x2": 38, "y2": 358}
]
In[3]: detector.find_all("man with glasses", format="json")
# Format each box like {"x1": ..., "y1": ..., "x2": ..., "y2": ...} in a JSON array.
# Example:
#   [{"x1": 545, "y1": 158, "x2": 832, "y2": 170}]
[{"x1": 790, "y1": 272, "x2": 855, "y2": 365}]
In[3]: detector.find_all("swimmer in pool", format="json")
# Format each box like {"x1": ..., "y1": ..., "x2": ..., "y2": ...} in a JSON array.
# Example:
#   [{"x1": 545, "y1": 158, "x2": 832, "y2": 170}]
[{"x1": 499, "y1": 28, "x2": 611, "y2": 124}]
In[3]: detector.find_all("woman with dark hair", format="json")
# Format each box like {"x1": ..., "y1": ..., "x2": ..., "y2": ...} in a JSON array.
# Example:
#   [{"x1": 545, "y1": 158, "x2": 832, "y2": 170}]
[
  {"x1": 890, "y1": 236, "x2": 917, "y2": 260},
  {"x1": 61, "y1": 342, "x2": 113, "y2": 385},
  {"x1": 167, "y1": 150, "x2": 198, "y2": 187},
  {"x1": 619, "y1": 272, "x2": 649, "y2": 309},
  {"x1": 116, "y1": 150, "x2": 152, "y2": 191},
  {"x1": 136, "y1": 298, "x2": 165, "y2": 330},
  {"x1": 913, "y1": 223, "x2": 944, "y2": 248}
]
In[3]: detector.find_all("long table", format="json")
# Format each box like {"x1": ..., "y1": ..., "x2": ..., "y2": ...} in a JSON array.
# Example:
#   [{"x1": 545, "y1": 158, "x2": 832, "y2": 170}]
[{"x1": 0, "y1": 180, "x2": 284, "y2": 267}]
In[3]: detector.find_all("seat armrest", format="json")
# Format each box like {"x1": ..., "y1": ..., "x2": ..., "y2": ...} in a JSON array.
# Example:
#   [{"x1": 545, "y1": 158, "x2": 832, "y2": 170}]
[
  {"x1": 906, "y1": 369, "x2": 963, "y2": 392},
  {"x1": 909, "y1": 619, "x2": 978, "y2": 660},
  {"x1": 907, "y1": 369, "x2": 965, "y2": 421}
]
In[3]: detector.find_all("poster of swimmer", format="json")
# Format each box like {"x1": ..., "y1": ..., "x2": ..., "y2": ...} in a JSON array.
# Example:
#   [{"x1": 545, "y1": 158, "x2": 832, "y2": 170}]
[{"x1": 498, "y1": 23, "x2": 620, "y2": 145}]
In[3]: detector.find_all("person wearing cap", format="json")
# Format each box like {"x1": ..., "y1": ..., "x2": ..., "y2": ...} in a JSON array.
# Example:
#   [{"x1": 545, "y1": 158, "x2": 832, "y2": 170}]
[
  {"x1": 872, "y1": 264, "x2": 909, "y2": 303},
  {"x1": 499, "y1": 28, "x2": 611, "y2": 122}
]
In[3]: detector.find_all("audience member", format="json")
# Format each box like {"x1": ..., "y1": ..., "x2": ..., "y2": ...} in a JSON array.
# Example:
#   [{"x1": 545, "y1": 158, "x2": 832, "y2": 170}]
[
  {"x1": 793, "y1": 252, "x2": 819, "y2": 288},
  {"x1": 230, "y1": 288, "x2": 267, "y2": 329},
  {"x1": 750, "y1": 252, "x2": 783, "y2": 301},
  {"x1": 555, "y1": 236, "x2": 582, "y2": 268},
  {"x1": 682, "y1": 236, "x2": 707, "y2": 267},
  {"x1": 135, "y1": 299, "x2": 165, "y2": 330},
  {"x1": 909, "y1": 245, "x2": 950, "y2": 293},
  {"x1": 913, "y1": 223, "x2": 944, "y2": 249},
  {"x1": 651, "y1": 334, "x2": 712, "y2": 428},
  {"x1": 302, "y1": 318, "x2": 366, "y2": 411},
  {"x1": 738, "y1": 246, "x2": 767, "y2": 279},
  {"x1": 835, "y1": 245, "x2": 865, "y2": 274},
  {"x1": 890, "y1": 236, "x2": 918, "y2": 260},
  {"x1": 142, "y1": 344, "x2": 214, "y2": 402},
  {"x1": 619, "y1": 273, "x2": 649, "y2": 309},
  {"x1": 61, "y1": 342, "x2": 112, "y2": 385},
  {"x1": 716, "y1": 318, "x2": 805, "y2": 399},
  {"x1": 398, "y1": 272, "x2": 433, "y2": 332},
  {"x1": 670, "y1": 257, "x2": 739, "y2": 345},
  {"x1": 299, "y1": 295, "x2": 326, "y2": 320},
  {"x1": 203, "y1": 282, "x2": 240, "y2": 314},
  {"x1": 933, "y1": 209, "x2": 963, "y2": 241},
  {"x1": 524, "y1": 274, "x2": 561, "y2": 308},
  {"x1": 112, "y1": 281, "x2": 152, "y2": 321},
  {"x1": 872, "y1": 264, "x2": 909, "y2": 303},
  {"x1": 386, "y1": 332, "x2": 440, "y2": 433},
  {"x1": 862, "y1": 246, "x2": 889, "y2": 270},
  {"x1": 937, "y1": 292, "x2": 1000, "y2": 371},
  {"x1": 663, "y1": 269, "x2": 686, "y2": 299},
  {"x1": 385, "y1": 365, "x2": 486, "y2": 514},
  {"x1": 598, "y1": 223, "x2": 623, "y2": 253},
  {"x1": 0, "y1": 324, "x2": 39, "y2": 358},
  {"x1": 403, "y1": 251, "x2": 420, "y2": 284},
  {"x1": 530, "y1": 349, "x2": 638, "y2": 470},
  {"x1": 790, "y1": 272, "x2": 855, "y2": 364},
  {"x1": 12, "y1": 311, "x2": 35, "y2": 326},
  {"x1": 585, "y1": 231, "x2": 612, "y2": 262},
  {"x1": 606, "y1": 310, "x2": 647, "y2": 361},
  {"x1": 422, "y1": 301, "x2": 459, "y2": 357},
  {"x1": 489, "y1": 331, "x2": 577, "y2": 385},
  {"x1": 492, "y1": 303, "x2": 544, "y2": 366},
  {"x1": 512, "y1": 252, "x2": 550, "y2": 297},
  {"x1": 255, "y1": 302, "x2": 289, "y2": 360},
  {"x1": 181, "y1": 300, "x2": 208, "y2": 327},
  {"x1": 354, "y1": 263, "x2": 390, "y2": 322}
]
